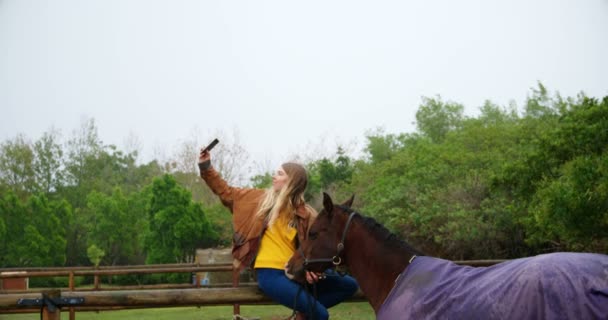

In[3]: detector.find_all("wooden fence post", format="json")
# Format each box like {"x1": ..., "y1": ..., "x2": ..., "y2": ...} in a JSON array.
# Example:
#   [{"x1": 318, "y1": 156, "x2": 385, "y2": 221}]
[
  {"x1": 69, "y1": 271, "x2": 76, "y2": 320},
  {"x1": 232, "y1": 268, "x2": 240, "y2": 316},
  {"x1": 41, "y1": 290, "x2": 61, "y2": 320}
]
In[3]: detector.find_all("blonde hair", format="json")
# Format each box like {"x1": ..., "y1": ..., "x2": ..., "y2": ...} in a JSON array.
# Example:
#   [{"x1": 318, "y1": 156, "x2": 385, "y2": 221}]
[{"x1": 255, "y1": 162, "x2": 310, "y2": 228}]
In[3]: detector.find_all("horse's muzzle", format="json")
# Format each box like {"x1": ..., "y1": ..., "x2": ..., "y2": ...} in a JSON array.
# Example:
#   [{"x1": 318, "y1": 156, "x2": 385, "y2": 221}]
[{"x1": 284, "y1": 263, "x2": 306, "y2": 283}]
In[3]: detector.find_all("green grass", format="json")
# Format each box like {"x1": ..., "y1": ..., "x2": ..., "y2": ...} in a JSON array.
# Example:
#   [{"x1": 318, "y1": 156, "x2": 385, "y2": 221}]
[{"x1": 0, "y1": 302, "x2": 375, "y2": 320}]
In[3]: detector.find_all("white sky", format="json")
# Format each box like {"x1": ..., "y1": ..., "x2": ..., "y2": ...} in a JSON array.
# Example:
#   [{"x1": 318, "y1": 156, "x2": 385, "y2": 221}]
[{"x1": 1, "y1": 0, "x2": 607, "y2": 173}]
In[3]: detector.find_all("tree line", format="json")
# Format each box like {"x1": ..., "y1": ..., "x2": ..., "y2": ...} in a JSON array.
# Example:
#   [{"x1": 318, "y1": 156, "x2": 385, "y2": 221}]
[
  {"x1": 303, "y1": 84, "x2": 607, "y2": 259},
  {"x1": 0, "y1": 120, "x2": 225, "y2": 269},
  {"x1": 1, "y1": 84, "x2": 606, "y2": 271}
]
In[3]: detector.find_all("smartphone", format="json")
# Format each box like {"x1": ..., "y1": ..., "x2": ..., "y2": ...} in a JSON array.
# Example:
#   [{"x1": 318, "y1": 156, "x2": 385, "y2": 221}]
[{"x1": 202, "y1": 139, "x2": 219, "y2": 153}]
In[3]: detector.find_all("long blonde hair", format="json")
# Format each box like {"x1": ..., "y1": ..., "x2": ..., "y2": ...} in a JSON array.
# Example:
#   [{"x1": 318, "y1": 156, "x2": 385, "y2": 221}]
[{"x1": 255, "y1": 162, "x2": 309, "y2": 228}]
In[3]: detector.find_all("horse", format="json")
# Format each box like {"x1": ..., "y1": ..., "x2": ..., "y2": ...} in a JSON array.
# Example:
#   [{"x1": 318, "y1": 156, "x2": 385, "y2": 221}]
[{"x1": 285, "y1": 193, "x2": 608, "y2": 320}]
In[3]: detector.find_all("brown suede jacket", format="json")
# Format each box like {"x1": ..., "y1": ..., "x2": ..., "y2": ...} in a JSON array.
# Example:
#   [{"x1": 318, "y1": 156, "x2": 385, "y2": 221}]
[{"x1": 200, "y1": 164, "x2": 316, "y2": 272}]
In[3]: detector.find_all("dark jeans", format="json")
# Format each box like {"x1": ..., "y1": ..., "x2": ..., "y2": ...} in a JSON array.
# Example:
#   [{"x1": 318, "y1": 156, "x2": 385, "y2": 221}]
[{"x1": 256, "y1": 268, "x2": 359, "y2": 320}]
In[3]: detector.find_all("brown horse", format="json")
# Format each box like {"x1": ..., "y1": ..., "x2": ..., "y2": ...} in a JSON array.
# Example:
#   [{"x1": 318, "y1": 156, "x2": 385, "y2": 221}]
[{"x1": 286, "y1": 193, "x2": 608, "y2": 319}]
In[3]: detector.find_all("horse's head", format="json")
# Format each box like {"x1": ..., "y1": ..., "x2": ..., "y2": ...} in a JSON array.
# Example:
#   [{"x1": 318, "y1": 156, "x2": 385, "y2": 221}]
[{"x1": 285, "y1": 192, "x2": 354, "y2": 283}]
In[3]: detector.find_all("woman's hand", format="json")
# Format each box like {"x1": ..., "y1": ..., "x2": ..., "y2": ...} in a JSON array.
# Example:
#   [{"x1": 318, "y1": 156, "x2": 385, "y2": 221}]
[
  {"x1": 198, "y1": 149, "x2": 212, "y2": 172},
  {"x1": 283, "y1": 263, "x2": 325, "y2": 284},
  {"x1": 305, "y1": 271, "x2": 326, "y2": 284},
  {"x1": 199, "y1": 149, "x2": 211, "y2": 163}
]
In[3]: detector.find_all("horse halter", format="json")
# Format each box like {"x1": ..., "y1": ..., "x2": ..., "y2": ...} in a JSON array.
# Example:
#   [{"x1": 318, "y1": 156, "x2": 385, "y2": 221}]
[{"x1": 300, "y1": 209, "x2": 357, "y2": 269}]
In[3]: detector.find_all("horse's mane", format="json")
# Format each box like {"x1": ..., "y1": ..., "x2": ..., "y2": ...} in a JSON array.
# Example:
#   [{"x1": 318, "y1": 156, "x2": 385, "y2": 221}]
[{"x1": 338, "y1": 206, "x2": 424, "y2": 256}]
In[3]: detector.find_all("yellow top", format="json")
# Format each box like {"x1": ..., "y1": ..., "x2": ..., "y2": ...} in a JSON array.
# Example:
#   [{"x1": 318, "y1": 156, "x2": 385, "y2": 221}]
[{"x1": 254, "y1": 213, "x2": 297, "y2": 269}]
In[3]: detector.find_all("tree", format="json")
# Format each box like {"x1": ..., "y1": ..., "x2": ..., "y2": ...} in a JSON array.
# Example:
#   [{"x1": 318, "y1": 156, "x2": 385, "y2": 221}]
[
  {"x1": 87, "y1": 244, "x2": 105, "y2": 267},
  {"x1": 415, "y1": 96, "x2": 465, "y2": 143},
  {"x1": 516, "y1": 95, "x2": 608, "y2": 252},
  {"x1": 250, "y1": 172, "x2": 272, "y2": 189},
  {"x1": 527, "y1": 154, "x2": 608, "y2": 252},
  {"x1": 363, "y1": 128, "x2": 405, "y2": 163},
  {"x1": 145, "y1": 175, "x2": 219, "y2": 264},
  {"x1": 478, "y1": 100, "x2": 518, "y2": 126},
  {"x1": 201, "y1": 204, "x2": 233, "y2": 247},
  {"x1": 353, "y1": 97, "x2": 534, "y2": 259},
  {"x1": 32, "y1": 129, "x2": 64, "y2": 195},
  {"x1": 523, "y1": 82, "x2": 563, "y2": 118},
  {"x1": 0, "y1": 191, "x2": 68, "y2": 267},
  {"x1": 317, "y1": 147, "x2": 353, "y2": 188},
  {"x1": 62, "y1": 118, "x2": 103, "y2": 209},
  {"x1": 59, "y1": 118, "x2": 160, "y2": 265},
  {"x1": 0, "y1": 134, "x2": 36, "y2": 197},
  {"x1": 86, "y1": 188, "x2": 148, "y2": 265}
]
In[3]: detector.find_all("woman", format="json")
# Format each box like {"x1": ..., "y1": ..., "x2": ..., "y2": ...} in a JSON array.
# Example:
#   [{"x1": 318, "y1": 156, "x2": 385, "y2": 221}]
[{"x1": 199, "y1": 149, "x2": 358, "y2": 320}]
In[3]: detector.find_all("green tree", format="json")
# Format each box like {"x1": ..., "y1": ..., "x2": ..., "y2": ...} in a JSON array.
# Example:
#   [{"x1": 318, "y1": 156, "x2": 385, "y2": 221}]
[
  {"x1": 415, "y1": 96, "x2": 465, "y2": 143},
  {"x1": 202, "y1": 204, "x2": 233, "y2": 247},
  {"x1": 250, "y1": 173, "x2": 272, "y2": 189},
  {"x1": 478, "y1": 100, "x2": 518, "y2": 126},
  {"x1": 515, "y1": 95, "x2": 608, "y2": 252},
  {"x1": 86, "y1": 187, "x2": 148, "y2": 265},
  {"x1": 527, "y1": 154, "x2": 608, "y2": 251},
  {"x1": 87, "y1": 244, "x2": 105, "y2": 267},
  {"x1": 363, "y1": 129, "x2": 406, "y2": 163},
  {"x1": 353, "y1": 97, "x2": 532, "y2": 259},
  {"x1": 306, "y1": 147, "x2": 356, "y2": 203},
  {"x1": 59, "y1": 118, "x2": 161, "y2": 265},
  {"x1": 33, "y1": 129, "x2": 64, "y2": 195},
  {"x1": 0, "y1": 191, "x2": 68, "y2": 267},
  {"x1": 0, "y1": 134, "x2": 36, "y2": 197},
  {"x1": 62, "y1": 118, "x2": 103, "y2": 208},
  {"x1": 317, "y1": 147, "x2": 354, "y2": 188},
  {"x1": 145, "y1": 175, "x2": 219, "y2": 264},
  {"x1": 523, "y1": 82, "x2": 564, "y2": 118}
]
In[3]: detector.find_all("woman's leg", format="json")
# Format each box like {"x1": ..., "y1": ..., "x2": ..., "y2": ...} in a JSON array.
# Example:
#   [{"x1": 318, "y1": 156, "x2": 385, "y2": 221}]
[
  {"x1": 313, "y1": 269, "x2": 359, "y2": 308},
  {"x1": 256, "y1": 268, "x2": 329, "y2": 320}
]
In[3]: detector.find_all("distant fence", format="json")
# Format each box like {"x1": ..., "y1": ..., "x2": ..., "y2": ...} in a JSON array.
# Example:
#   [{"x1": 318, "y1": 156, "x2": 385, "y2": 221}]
[
  {"x1": 1, "y1": 262, "x2": 237, "y2": 293},
  {"x1": 0, "y1": 259, "x2": 504, "y2": 319}
]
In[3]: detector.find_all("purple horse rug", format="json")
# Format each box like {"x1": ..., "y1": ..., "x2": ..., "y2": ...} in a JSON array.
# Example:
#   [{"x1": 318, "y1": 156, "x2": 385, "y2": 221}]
[{"x1": 377, "y1": 252, "x2": 608, "y2": 320}]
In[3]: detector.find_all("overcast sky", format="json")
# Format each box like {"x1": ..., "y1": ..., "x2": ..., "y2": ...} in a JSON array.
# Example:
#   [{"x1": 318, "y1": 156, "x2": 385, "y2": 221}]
[{"x1": 1, "y1": 0, "x2": 607, "y2": 174}]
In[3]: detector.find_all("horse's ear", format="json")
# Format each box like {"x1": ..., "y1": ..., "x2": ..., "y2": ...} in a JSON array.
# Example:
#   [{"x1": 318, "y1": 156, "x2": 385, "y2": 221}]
[
  {"x1": 341, "y1": 194, "x2": 355, "y2": 208},
  {"x1": 322, "y1": 192, "x2": 334, "y2": 216}
]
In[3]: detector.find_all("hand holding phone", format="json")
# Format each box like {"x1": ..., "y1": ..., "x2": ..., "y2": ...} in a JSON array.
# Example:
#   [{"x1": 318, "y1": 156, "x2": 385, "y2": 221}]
[{"x1": 199, "y1": 139, "x2": 219, "y2": 166}]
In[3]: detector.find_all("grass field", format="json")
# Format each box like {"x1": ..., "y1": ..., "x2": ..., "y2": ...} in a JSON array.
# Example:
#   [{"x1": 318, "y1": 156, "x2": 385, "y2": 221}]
[{"x1": 0, "y1": 302, "x2": 375, "y2": 320}]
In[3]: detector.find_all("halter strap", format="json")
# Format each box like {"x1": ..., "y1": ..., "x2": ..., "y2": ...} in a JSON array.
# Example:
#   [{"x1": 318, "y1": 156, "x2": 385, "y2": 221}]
[{"x1": 337, "y1": 210, "x2": 357, "y2": 255}]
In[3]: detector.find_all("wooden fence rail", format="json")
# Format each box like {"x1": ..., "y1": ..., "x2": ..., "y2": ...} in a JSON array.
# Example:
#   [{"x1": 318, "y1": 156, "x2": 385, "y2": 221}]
[
  {"x1": 0, "y1": 260, "x2": 502, "y2": 280},
  {"x1": 0, "y1": 262, "x2": 227, "y2": 272},
  {"x1": 0, "y1": 259, "x2": 505, "y2": 319},
  {"x1": 1, "y1": 263, "x2": 237, "y2": 294},
  {"x1": 0, "y1": 287, "x2": 367, "y2": 310},
  {"x1": 0, "y1": 264, "x2": 233, "y2": 278}
]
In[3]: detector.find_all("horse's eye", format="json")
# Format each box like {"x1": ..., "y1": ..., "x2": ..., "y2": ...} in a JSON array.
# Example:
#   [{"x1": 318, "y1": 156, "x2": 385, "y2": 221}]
[{"x1": 308, "y1": 231, "x2": 318, "y2": 240}]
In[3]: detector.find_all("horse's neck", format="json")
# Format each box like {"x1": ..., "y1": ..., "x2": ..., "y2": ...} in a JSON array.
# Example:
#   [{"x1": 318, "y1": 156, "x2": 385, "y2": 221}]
[{"x1": 344, "y1": 221, "x2": 413, "y2": 313}]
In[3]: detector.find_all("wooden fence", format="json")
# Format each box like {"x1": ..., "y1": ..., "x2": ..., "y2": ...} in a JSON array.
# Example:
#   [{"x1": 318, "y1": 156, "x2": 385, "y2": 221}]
[{"x1": 0, "y1": 260, "x2": 504, "y2": 319}]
